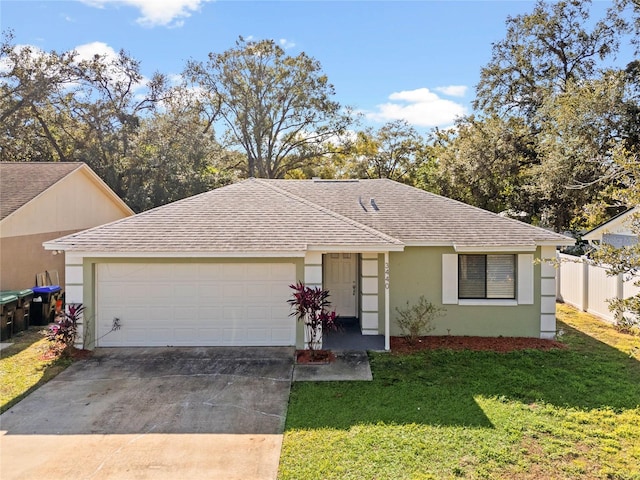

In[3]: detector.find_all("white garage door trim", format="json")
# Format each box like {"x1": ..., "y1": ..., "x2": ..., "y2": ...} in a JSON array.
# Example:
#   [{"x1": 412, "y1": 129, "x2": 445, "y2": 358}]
[{"x1": 96, "y1": 262, "x2": 296, "y2": 347}]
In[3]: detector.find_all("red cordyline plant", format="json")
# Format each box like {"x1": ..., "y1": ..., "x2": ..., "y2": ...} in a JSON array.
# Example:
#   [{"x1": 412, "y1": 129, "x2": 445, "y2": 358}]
[
  {"x1": 45, "y1": 303, "x2": 85, "y2": 351},
  {"x1": 288, "y1": 282, "x2": 336, "y2": 357}
]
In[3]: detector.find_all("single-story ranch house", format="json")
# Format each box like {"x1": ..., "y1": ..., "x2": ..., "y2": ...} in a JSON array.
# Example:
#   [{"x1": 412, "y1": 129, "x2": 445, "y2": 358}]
[{"x1": 45, "y1": 178, "x2": 574, "y2": 350}]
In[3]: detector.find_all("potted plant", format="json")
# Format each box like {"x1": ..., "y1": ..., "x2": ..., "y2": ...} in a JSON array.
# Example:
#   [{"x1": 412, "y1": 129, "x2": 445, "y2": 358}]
[{"x1": 288, "y1": 282, "x2": 337, "y2": 363}]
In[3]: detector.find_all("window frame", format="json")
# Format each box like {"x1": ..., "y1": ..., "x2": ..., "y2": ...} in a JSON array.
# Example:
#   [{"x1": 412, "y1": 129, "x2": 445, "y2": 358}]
[{"x1": 458, "y1": 254, "x2": 516, "y2": 300}]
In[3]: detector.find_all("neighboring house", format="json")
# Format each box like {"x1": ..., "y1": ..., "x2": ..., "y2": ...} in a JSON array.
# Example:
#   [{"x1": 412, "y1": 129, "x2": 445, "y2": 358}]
[
  {"x1": 45, "y1": 178, "x2": 573, "y2": 350},
  {"x1": 0, "y1": 162, "x2": 134, "y2": 291},
  {"x1": 582, "y1": 207, "x2": 639, "y2": 248}
]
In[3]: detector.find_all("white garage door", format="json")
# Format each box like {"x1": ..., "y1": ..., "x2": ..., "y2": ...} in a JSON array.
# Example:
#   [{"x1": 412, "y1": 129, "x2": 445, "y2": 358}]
[{"x1": 96, "y1": 262, "x2": 296, "y2": 347}]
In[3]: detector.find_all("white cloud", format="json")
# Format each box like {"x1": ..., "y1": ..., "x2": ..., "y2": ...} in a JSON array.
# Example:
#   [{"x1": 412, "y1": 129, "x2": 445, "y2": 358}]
[
  {"x1": 279, "y1": 38, "x2": 296, "y2": 49},
  {"x1": 435, "y1": 85, "x2": 468, "y2": 97},
  {"x1": 79, "y1": 0, "x2": 212, "y2": 27},
  {"x1": 74, "y1": 42, "x2": 149, "y2": 93},
  {"x1": 74, "y1": 41, "x2": 119, "y2": 62},
  {"x1": 366, "y1": 87, "x2": 467, "y2": 128}
]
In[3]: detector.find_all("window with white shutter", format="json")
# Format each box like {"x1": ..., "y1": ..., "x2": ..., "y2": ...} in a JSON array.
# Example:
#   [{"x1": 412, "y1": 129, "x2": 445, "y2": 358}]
[{"x1": 458, "y1": 254, "x2": 516, "y2": 299}]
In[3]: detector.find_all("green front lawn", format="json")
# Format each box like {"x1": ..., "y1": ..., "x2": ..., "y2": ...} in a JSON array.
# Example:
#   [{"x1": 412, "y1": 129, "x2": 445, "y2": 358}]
[
  {"x1": 279, "y1": 305, "x2": 640, "y2": 479},
  {"x1": 0, "y1": 328, "x2": 72, "y2": 414}
]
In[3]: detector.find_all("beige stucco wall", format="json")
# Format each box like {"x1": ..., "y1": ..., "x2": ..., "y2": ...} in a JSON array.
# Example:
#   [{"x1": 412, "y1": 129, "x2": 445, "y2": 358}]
[
  {"x1": 387, "y1": 246, "x2": 542, "y2": 338},
  {"x1": 1, "y1": 168, "x2": 131, "y2": 238},
  {"x1": 0, "y1": 230, "x2": 79, "y2": 290}
]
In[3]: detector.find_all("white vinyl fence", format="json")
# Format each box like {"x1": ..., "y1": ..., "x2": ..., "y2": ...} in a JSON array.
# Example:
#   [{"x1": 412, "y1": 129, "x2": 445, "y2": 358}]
[{"x1": 556, "y1": 252, "x2": 639, "y2": 323}]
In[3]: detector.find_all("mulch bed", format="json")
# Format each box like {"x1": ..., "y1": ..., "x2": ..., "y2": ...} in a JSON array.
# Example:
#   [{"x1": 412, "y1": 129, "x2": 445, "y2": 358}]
[
  {"x1": 40, "y1": 345, "x2": 93, "y2": 361},
  {"x1": 295, "y1": 349, "x2": 336, "y2": 364},
  {"x1": 391, "y1": 336, "x2": 567, "y2": 354}
]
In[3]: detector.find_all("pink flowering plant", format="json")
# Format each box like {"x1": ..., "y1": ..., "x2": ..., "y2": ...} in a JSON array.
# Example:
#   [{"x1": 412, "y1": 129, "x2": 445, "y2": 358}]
[
  {"x1": 45, "y1": 303, "x2": 84, "y2": 351},
  {"x1": 288, "y1": 282, "x2": 337, "y2": 358}
]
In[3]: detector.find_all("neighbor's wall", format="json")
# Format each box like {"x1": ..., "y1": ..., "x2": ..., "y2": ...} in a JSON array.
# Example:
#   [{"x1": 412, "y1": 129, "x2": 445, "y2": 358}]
[
  {"x1": 0, "y1": 169, "x2": 131, "y2": 238},
  {"x1": 0, "y1": 230, "x2": 77, "y2": 290},
  {"x1": 388, "y1": 246, "x2": 542, "y2": 338}
]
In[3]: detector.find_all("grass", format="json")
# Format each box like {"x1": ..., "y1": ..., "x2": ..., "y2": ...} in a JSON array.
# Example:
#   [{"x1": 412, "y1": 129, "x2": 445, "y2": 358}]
[
  {"x1": 0, "y1": 327, "x2": 72, "y2": 414},
  {"x1": 279, "y1": 305, "x2": 640, "y2": 480}
]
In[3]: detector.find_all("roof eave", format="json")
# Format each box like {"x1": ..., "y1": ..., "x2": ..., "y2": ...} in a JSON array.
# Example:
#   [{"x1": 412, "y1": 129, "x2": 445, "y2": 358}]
[
  {"x1": 40, "y1": 249, "x2": 308, "y2": 259},
  {"x1": 306, "y1": 244, "x2": 405, "y2": 252},
  {"x1": 454, "y1": 244, "x2": 538, "y2": 253}
]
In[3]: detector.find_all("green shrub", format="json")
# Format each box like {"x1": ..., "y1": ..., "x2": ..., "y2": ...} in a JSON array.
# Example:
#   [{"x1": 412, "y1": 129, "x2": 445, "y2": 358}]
[{"x1": 395, "y1": 296, "x2": 445, "y2": 344}]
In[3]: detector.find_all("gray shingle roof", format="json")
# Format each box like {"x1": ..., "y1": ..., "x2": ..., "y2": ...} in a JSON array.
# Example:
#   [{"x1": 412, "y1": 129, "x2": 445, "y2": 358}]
[
  {"x1": 46, "y1": 178, "x2": 573, "y2": 253},
  {"x1": 47, "y1": 179, "x2": 404, "y2": 253},
  {"x1": 266, "y1": 179, "x2": 572, "y2": 247},
  {"x1": 1, "y1": 162, "x2": 83, "y2": 220}
]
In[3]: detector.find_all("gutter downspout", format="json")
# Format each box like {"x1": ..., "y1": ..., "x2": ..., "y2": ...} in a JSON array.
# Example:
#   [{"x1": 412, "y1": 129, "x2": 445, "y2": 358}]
[{"x1": 385, "y1": 251, "x2": 390, "y2": 351}]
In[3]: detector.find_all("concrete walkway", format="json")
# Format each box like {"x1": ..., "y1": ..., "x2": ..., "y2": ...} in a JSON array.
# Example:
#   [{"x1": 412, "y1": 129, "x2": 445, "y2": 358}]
[
  {"x1": 1, "y1": 347, "x2": 294, "y2": 480},
  {"x1": 293, "y1": 351, "x2": 373, "y2": 382}
]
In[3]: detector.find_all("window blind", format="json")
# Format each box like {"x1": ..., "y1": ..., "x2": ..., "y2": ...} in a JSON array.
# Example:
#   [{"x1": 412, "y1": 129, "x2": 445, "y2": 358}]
[{"x1": 458, "y1": 254, "x2": 515, "y2": 299}]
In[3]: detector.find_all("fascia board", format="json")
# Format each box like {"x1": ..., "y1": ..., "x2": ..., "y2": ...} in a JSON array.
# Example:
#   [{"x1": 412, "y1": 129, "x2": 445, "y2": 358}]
[{"x1": 39, "y1": 249, "x2": 307, "y2": 258}]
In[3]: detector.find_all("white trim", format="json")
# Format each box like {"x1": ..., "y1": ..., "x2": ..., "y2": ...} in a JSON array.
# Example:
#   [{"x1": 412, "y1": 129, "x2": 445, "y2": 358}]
[
  {"x1": 304, "y1": 251, "x2": 323, "y2": 265},
  {"x1": 459, "y1": 299, "x2": 518, "y2": 306},
  {"x1": 404, "y1": 241, "x2": 454, "y2": 247},
  {"x1": 517, "y1": 254, "x2": 535, "y2": 305},
  {"x1": 537, "y1": 240, "x2": 575, "y2": 246},
  {"x1": 42, "y1": 249, "x2": 308, "y2": 258},
  {"x1": 442, "y1": 254, "x2": 458, "y2": 304},
  {"x1": 307, "y1": 245, "x2": 404, "y2": 252},
  {"x1": 384, "y1": 252, "x2": 390, "y2": 351},
  {"x1": 403, "y1": 240, "x2": 574, "y2": 248},
  {"x1": 454, "y1": 244, "x2": 537, "y2": 253},
  {"x1": 304, "y1": 265, "x2": 323, "y2": 285}
]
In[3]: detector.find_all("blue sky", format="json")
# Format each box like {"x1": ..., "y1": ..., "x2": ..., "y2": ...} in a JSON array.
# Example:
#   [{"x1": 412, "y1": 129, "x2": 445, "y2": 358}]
[{"x1": 1, "y1": 0, "x2": 629, "y2": 131}]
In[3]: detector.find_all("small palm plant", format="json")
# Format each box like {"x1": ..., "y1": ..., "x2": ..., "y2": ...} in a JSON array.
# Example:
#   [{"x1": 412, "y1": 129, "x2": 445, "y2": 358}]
[
  {"x1": 44, "y1": 303, "x2": 85, "y2": 355},
  {"x1": 288, "y1": 282, "x2": 337, "y2": 360}
]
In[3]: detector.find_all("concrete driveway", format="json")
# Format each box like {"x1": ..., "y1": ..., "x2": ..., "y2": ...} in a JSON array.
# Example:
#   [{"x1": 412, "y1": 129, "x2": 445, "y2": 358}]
[{"x1": 0, "y1": 347, "x2": 294, "y2": 480}]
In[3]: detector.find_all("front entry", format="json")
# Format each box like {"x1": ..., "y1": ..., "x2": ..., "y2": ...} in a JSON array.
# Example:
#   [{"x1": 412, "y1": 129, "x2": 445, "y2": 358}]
[{"x1": 324, "y1": 253, "x2": 357, "y2": 317}]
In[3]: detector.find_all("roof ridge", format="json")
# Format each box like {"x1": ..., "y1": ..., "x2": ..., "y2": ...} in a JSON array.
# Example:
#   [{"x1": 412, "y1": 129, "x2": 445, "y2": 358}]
[
  {"x1": 390, "y1": 181, "x2": 571, "y2": 241},
  {"x1": 253, "y1": 178, "x2": 404, "y2": 246}
]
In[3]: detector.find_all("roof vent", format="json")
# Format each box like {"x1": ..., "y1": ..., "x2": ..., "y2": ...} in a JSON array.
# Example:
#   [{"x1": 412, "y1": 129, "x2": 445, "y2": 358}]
[
  {"x1": 370, "y1": 198, "x2": 379, "y2": 211},
  {"x1": 358, "y1": 196, "x2": 368, "y2": 212}
]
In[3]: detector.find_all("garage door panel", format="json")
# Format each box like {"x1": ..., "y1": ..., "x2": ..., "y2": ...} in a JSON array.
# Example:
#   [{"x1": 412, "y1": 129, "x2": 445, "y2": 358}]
[
  {"x1": 246, "y1": 282, "x2": 271, "y2": 298},
  {"x1": 271, "y1": 283, "x2": 293, "y2": 298},
  {"x1": 97, "y1": 262, "x2": 296, "y2": 347},
  {"x1": 146, "y1": 284, "x2": 173, "y2": 301},
  {"x1": 223, "y1": 284, "x2": 244, "y2": 298},
  {"x1": 247, "y1": 328, "x2": 269, "y2": 342},
  {"x1": 271, "y1": 327, "x2": 295, "y2": 343},
  {"x1": 198, "y1": 285, "x2": 222, "y2": 303},
  {"x1": 271, "y1": 263, "x2": 296, "y2": 280},
  {"x1": 196, "y1": 264, "x2": 222, "y2": 281},
  {"x1": 223, "y1": 264, "x2": 247, "y2": 281},
  {"x1": 173, "y1": 284, "x2": 199, "y2": 301}
]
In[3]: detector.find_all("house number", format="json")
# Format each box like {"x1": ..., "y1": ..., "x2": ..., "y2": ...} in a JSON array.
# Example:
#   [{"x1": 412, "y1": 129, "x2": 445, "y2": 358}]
[{"x1": 385, "y1": 261, "x2": 390, "y2": 290}]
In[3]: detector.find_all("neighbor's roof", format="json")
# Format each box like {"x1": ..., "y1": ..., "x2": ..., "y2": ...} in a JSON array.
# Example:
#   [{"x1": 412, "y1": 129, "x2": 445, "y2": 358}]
[
  {"x1": 0, "y1": 162, "x2": 82, "y2": 220},
  {"x1": 582, "y1": 206, "x2": 639, "y2": 240},
  {"x1": 46, "y1": 178, "x2": 573, "y2": 254}
]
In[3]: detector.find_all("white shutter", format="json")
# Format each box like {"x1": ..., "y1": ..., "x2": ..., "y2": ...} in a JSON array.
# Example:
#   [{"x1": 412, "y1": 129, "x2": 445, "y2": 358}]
[
  {"x1": 442, "y1": 254, "x2": 458, "y2": 304},
  {"x1": 517, "y1": 254, "x2": 534, "y2": 305}
]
